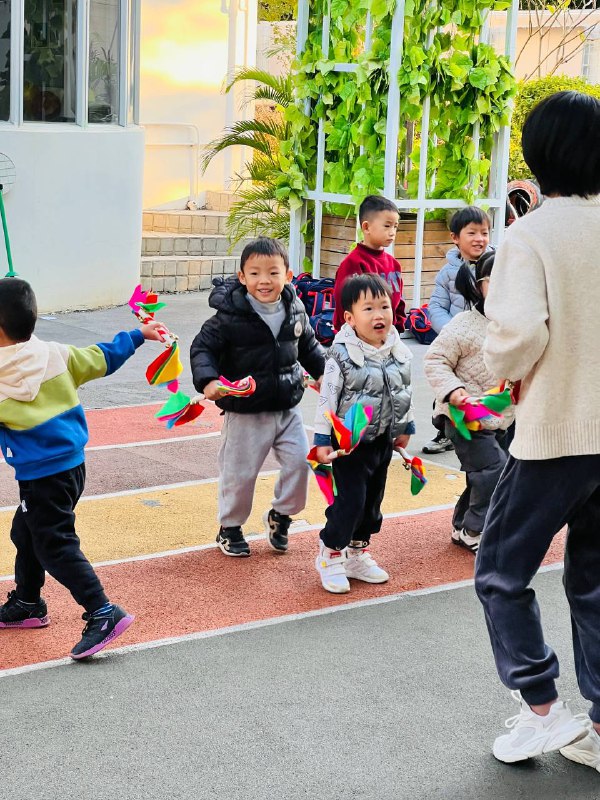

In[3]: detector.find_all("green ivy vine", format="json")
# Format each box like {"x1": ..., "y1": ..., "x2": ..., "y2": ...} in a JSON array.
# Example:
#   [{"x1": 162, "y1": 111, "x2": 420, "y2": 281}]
[{"x1": 277, "y1": 0, "x2": 517, "y2": 212}]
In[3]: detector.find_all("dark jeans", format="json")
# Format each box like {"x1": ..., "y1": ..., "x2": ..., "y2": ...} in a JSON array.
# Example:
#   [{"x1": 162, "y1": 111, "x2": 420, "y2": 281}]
[
  {"x1": 445, "y1": 421, "x2": 510, "y2": 533},
  {"x1": 475, "y1": 454, "x2": 600, "y2": 721},
  {"x1": 320, "y1": 434, "x2": 393, "y2": 551},
  {"x1": 10, "y1": 464, "x2": 109, "y2": 613}
]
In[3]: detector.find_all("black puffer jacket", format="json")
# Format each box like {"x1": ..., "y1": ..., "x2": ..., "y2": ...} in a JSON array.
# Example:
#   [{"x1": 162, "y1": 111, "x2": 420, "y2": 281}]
[{"x1": 190, "y1": 278, "x2": 325, "y2": 414}]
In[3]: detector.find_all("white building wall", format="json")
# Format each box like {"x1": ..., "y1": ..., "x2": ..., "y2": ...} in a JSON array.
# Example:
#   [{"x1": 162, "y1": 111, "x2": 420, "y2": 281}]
[{"x1": 1, "y1": 125, "x2": 144, "y2": 312}]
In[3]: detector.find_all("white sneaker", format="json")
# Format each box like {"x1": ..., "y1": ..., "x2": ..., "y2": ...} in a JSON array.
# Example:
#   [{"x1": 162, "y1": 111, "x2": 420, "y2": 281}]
[
  {"x1": 315, "y1": 544, "x2": 350, "y2": 594},
  {"x1": 451, "y1": 527, "x2": 481, "y2": 554},
  {"x1": 560, "y1": 714, "x2": 600, "y2": 772},
  {"x1": 493, "y1": 691, "x2": 588, "y2": 763},
  {"x1": 345, "y1": 547, "x2": 389, "y2": 583}
]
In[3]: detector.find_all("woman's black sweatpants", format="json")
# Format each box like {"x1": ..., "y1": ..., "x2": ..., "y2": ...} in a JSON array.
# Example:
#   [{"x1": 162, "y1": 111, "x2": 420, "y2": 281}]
[
  {"x1": 475, "y1": 453, "x2": 600, "y2": 721},
  {"x1": 10, "y1": 464, "x2": 109, "y2": 613},
  {"x1": 320, "y1": 433, "x2": 393, "y2": 551}
]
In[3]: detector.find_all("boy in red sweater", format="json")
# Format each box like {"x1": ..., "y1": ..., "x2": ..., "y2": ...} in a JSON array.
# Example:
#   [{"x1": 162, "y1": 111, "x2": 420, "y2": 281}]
[{"x1": 333, "y1": 195, "x2": 406, "y2": 332}]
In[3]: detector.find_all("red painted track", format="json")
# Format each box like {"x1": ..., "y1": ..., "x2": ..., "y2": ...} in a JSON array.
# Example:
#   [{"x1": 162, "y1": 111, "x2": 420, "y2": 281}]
[
  {"x1": 86, "y1": 402, "x2": 223, "y2": 447},
  {"x1": 0, "y1": 511, "x2": 565, "y2": 670}
]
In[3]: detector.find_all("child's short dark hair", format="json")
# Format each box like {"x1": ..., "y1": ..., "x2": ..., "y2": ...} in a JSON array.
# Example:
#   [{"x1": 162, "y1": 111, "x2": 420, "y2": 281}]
[
  {"x1": 358, "y1": 195, "x2": 399, "y2": 223},
  {"x1": 449, "y1": 206, "x2": 491, "y2": 235},
  {"x1": 0, "y1": 278, "x2": 37, "y2": 341},
  {"x1": 522, "y1": 91, "x2": 600, "y2": 198},
  {"x1": 239, "y1": 237, "x2": 289, "y2": 272},
  {"x1": 454, "y1": 251, "x2": 495, "y2": 314},
  {"x1": 341, "y1": 273, "x2": 392, "y2": 312}
]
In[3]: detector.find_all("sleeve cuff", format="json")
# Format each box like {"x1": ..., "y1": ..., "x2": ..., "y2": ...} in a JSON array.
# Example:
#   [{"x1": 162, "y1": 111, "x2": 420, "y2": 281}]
[
  {"x1": 403, "y1": 421, "x2": 416, "y2": 435},
  {"x1": 130, "y1": 329, "x2": 145, "y2": 348},
  {"x1": 313, "y1": 433, "x2": 332, "y2": 446}
]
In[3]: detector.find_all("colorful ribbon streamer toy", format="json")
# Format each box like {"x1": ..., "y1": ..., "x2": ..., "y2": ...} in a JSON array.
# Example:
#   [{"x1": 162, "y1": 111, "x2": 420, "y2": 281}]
[
  {"x1": 306, "y1": 445, "x2": 337, "y2": 505},
  {"x1": 216, "y1": 376, "x2": 256, "y2": 397},
  {"x1": 325, "y1": 403, "x2": 373, "y2": 457},
  {"x1": 448, "y1": 387, "x2": 512, "y2": 441},
  {"x1": 128, "y1": 285, "x2": 200, "y2": 428},
  {"x1": 396, "y1": 447, "x2": 427, "y2": 496}
]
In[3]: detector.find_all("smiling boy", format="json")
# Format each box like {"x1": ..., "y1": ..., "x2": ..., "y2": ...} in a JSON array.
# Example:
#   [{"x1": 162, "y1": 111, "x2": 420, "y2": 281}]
[{"x1": 190, "y1": 237, "x2": 325, "y2": 557}]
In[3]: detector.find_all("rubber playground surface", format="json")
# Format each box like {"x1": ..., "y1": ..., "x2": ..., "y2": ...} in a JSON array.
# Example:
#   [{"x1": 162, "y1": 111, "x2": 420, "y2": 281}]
[{"x1": 1, "y1": 297, "x2": 598, "y2": 800}]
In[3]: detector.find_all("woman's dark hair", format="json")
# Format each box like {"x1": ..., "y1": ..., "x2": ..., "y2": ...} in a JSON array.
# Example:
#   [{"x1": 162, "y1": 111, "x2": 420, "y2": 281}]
[
  {"x1": 341, "y1": 273, "x2": 392, "y2": 312},
  {"x1": 239, "y1": 237, "x2": 289, "y2": 272},
  {"x1": 522, "y1": 91, "x2": 600, "y2": 198},
  {"x1": 0, "y1": 277, "x2": 37, "y2": 341},
  {"x1": 454, "y1": 251, "x2": 495, "y2": 315}
]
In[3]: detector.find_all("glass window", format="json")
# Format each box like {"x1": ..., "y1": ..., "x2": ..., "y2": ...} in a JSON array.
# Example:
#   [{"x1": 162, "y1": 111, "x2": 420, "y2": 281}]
[
  {"x1": 23, "y1": 0, "x2": 77, "y2": 122},
  {"x1": 0, "y1": 1, "x2": 9, "y2": 121},
  {"x1": 89, "y1": 0, "x2": 120, "y2": 123}
]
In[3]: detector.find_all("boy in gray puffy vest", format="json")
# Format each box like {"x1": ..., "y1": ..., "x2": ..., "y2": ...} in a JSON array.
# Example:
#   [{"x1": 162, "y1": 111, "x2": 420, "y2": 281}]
[{"x1": 312, "y1": 274, "x2": 415, "y2": 594}]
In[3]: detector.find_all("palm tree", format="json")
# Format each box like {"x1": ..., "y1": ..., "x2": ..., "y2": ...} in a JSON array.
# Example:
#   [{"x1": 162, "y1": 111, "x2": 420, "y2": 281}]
[{"x1": 201, "y1": 67, "x2": 292, "y2": 244}]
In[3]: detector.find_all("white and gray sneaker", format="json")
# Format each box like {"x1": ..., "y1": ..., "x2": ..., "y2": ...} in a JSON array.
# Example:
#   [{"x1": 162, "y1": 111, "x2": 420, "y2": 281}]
[
  {"x1": 493, "y1": 691, "x2": 588, "y2": 763},
  {"x1": 345, "y1": 546, "x2": 389, "y2": 583},
  {"x1": 315, "y1": 543, "x2": 350, "y2": 594},
  {"x1": 451, "y1": 527, "x2": 481, "y2": 554},
  {"x1": 560, "y1": 714, "x2": 600, "y2": 772}
]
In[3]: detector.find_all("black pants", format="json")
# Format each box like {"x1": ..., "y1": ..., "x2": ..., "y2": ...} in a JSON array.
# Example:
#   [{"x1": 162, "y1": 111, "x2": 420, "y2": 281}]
[
  {"x1": 475, "y1": 454, "x2": 600, "y2": 721},
  {"x1": 445, "y1": 420, "x2": 510, "y2": 533},
  {"x1": 10, "y1": 464, "x2": 109, "y2": 613},
  {"x1": 320, "y1": 434, "x2": 393, "y2": 550}
]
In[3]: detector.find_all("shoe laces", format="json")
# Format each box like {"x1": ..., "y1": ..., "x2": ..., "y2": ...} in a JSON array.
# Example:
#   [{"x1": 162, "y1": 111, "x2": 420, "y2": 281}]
[
  {"x1": 222, "y1": 527, "x2": 244, "y2": 543},
  {"x1": 349, "y1": 548, "x2": 376, "y2": 567}
]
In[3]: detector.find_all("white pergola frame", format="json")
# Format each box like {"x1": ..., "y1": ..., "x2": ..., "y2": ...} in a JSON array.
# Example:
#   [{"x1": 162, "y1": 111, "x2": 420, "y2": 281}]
[{"x1": 289, "y1": 0, "x2": 520, "y2": 307}]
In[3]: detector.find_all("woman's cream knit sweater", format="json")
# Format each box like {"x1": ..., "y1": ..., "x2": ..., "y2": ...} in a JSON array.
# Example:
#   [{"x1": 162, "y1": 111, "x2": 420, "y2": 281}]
[
  {"x1": 483, "y1": 195, "x2": 600, "y2": 460},
  {"x1": 424, "y1": 308, "x2": 514, "y2": 431}
]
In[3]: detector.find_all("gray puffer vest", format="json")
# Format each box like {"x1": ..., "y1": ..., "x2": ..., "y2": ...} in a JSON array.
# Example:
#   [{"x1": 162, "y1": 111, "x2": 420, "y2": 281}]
[{"x1": 328, "y1": 343, "x2": 412, "y2": 442}]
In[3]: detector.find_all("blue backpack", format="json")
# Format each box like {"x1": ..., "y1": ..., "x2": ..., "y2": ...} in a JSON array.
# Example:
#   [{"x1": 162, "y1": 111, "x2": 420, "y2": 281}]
[
  {"x1": 406, "y1": 304, "x2": 437, "y2": 345},
  {"x1": 292, "y1": 273, "x2": 336, "y2": 346}
]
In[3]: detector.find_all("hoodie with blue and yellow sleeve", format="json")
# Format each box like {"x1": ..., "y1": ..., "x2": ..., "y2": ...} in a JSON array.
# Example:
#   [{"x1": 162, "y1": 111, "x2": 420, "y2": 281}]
[{"x1": 0, "y1": 329, "x2": 145, "y2": 480}]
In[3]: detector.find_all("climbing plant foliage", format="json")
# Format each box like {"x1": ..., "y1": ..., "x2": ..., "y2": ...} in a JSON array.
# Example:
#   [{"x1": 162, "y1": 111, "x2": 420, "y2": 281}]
[{"x1": 277, "y1": 0, "x2": 517, "y2": 212}]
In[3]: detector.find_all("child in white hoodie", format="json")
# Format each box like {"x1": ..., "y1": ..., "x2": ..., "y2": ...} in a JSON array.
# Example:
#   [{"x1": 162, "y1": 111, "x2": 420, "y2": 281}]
[
  {"x1": 0, "y1": 278, "x2": 162, "y2": 659},
  {"x1": 313, "y1": 274, "x2": 415, "y2": 594}
]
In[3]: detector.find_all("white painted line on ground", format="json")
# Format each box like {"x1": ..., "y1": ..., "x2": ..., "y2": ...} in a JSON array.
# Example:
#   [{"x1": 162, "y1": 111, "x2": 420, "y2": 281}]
[
  {"x1": 0, "y1": 504, "x2": 456, "y2": 582},
  {"x1": 0, "y1": 561, "x2": 565, "y2": 681},
  {"x1": 86, "y1": 432, "x2": 221, "y2": 452}
]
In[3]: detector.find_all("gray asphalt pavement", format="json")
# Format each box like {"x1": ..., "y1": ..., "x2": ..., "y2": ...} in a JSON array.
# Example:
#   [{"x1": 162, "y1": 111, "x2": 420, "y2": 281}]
[{"x1": 2, "y1": 571, "x2": 597, "y2": 800}]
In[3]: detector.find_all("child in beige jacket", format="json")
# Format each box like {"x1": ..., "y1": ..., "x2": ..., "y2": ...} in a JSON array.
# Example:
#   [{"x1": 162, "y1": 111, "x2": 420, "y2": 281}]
[{"x1": 424, "y1": 251, "x2": 513, "y2": 553}]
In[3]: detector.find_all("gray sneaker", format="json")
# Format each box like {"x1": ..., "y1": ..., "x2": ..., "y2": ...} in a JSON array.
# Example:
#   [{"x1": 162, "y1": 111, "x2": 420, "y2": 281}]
[{"x1": 422, "y1": 434, "x2": 454, "y2": 454}]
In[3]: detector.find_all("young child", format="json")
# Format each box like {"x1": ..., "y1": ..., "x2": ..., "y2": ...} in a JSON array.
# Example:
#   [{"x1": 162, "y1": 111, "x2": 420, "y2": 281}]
[
  {"x1": 313, "y1": 274, "x2": 415, "y2": 594},
  {"x1": 0, "y1": 278, "x2": 162, "y2": 659},
  {"x1": 474, "y1": 91, "x2": 600, "y2": 766},
  {"x1": 423, "y1": 206, "x2": 493, "y2": 455},
  {"x1": 190, "y1": 237, "x2": 325, "y2": 557},
  {"x1": 333, "y1": 195, "x2": 406, "y2": 333},
  {"x1": 423, "y1": 252, "x2": 513, "y2": 555}
]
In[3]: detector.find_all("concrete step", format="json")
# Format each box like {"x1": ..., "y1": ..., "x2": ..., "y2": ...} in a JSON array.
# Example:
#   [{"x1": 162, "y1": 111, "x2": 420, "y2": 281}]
[
  {"x1": 140, "y1": 255, "x2": 239, "y2": 294},
  {"x1": 142, "y1": 210, "x2": 229, "y2": 235},
  {"x1": 141, "y1": 232, "x2": 248, "y2": 258},
  {"x1": 202, "y1": 190, "x2": 242, "y2": 212}
]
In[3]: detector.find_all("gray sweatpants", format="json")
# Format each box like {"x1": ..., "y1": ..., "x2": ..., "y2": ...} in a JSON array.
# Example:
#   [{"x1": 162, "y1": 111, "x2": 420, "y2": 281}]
[{"x1": 218, "y1": 407, "x2": 310, "y2": 528}]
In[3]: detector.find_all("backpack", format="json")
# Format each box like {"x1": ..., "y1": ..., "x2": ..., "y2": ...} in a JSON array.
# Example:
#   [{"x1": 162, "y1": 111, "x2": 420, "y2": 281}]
[
  {"x1": 292, "y1": 273, "x2": 336, "y2": 346},
  {"x1": 406, "y1": 304, "x2": 437, "y2": 345}
]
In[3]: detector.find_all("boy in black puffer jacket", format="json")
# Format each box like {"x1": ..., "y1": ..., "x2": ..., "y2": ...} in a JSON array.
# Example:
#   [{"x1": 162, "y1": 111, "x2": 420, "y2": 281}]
[{"x1": 190, "y1": 238, "x2": 325, "y2": 557}]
